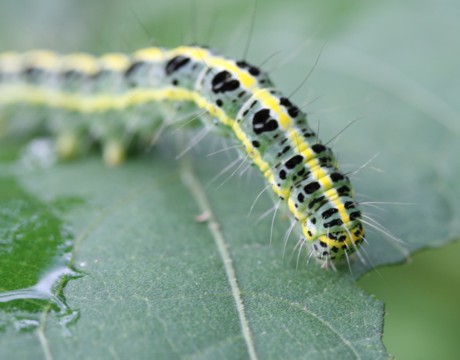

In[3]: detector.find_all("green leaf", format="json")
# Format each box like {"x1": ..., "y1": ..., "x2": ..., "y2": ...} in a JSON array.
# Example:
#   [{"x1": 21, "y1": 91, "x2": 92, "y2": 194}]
[
  {"x1": 0, "y1": 148, "x2": 388, "y2": 359},
  {"x1": 0, "y1": 0, "x2": 459, "y2": 359}
]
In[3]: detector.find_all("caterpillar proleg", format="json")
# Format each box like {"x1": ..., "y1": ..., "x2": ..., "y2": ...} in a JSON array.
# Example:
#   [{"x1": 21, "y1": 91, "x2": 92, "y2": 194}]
[{"x1": 0, "y1": 46, "x2": 365, "y2": 268}]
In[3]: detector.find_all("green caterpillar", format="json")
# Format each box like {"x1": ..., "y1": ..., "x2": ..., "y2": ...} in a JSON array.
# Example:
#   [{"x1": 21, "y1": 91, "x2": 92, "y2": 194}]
[{"x1": 0, "y1": 46, "x2": 365, "y2": 268}]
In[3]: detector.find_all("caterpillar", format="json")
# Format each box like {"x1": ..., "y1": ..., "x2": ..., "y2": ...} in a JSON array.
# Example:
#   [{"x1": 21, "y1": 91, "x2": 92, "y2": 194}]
[{"x1": 0, "y1": 46, "x2": 365, "y2": 268}]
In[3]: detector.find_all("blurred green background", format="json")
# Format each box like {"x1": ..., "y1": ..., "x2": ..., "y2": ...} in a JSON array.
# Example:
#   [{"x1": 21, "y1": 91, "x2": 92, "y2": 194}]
[
  {"x1": 360, "y1": 241, "x2": 460, "y2": 360},
  {"x1": 1, "y1": 0, "x2": 459, "y2": 358}
]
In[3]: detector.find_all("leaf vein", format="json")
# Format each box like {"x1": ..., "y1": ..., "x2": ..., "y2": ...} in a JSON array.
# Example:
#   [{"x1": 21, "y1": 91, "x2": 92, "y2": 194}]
[{"x1": 180, "y1": 158, "x2": 258, "y2": 360}]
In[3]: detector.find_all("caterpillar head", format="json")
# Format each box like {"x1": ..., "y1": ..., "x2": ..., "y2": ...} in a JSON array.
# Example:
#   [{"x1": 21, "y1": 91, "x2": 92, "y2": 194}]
[{"x1": 302, "y1": 217, "x2": 365, "y2": 267}]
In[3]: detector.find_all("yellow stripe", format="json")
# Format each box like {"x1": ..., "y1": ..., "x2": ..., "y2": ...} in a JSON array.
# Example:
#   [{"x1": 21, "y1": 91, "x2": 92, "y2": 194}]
[
  {"x1": 0, "y1": 52, "x2": 22, "y2": 72},
  {"x1": 133, "y1": 47, "x2": 165, "y2": 62},
  {"x1": 99, "y1": 53, "x2": 130, "y2": 72},
  {"x1": 241, "y1": 85, "x2": 350, "y2": 227},
  {"x1": 168, "y1": 46, "x2": 257, "y2": 90},
  {"x1": 332, "y1": 198, "x2": 350, "y2": 224},
  {"x1": 132, "y1": 46, "x2": 258, "y2": 90},
  {"x1": 255, "y1": 89, "x2": 293, "y2": 128},
  {"x1": 0, "y1": 84, "x2": 195, "y2": 111},
  {"x1": 321, "y1": 188, "x2": 351, "y2": 224},
  {"x1": 62, "y1": 53, "x2": 99, "y2": 75},
  {"x1": 288, "y1": 129, "x2": 350, "y2": 226},
  {"x1": 288, "y1": 197, "x2": 304, "y2": 221},
  {"x1": 286, "y1": 129, "x2": 313, "y2": 159},
  {"x1": 25, "y1": 50, "x2": 61, "y2": 71},
  {"x1": 249, "y1": 88, "x2": 349, "y2": 220},
  {"x1": 167, "y1": 46, "x2": 211, "y2": 62}
]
